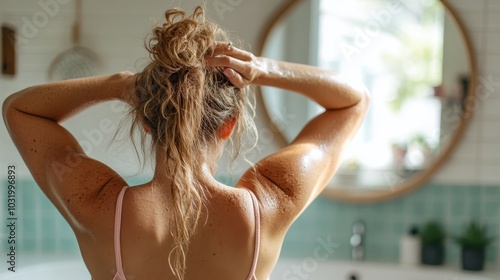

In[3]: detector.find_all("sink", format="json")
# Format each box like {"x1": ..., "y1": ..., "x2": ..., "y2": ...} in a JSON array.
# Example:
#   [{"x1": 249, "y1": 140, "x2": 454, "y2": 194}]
[{"x1": 270, "y1": 259, "x2": 499, "y2": 280}]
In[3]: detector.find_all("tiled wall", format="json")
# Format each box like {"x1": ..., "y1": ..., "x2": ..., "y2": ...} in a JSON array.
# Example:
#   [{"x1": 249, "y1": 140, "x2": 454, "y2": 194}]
[
  {"x1": 282, "y1": 184, "x2": 500, "y2": 265},
  {"x1": 2, "y1": 0, "x2": 495, "y2": 185},
  {"x1": 1, "y1": 180, "x2": 80, "y2": 255},
  {"x1": 1, "y1": 179, "x2": 498, "y2": 267},
  {"x1": 0, "y1": 0, "x2": 499, "y2": 271},
  {"x1": 433, "y1": 0, "x2": 500, "y2": 186},
  {"x1": 0, "y1": 177, "x2": 151, "y2": 256}
]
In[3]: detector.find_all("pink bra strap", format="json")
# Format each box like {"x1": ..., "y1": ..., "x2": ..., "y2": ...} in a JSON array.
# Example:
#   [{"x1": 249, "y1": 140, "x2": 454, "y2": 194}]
[
  {"x1": 114, "y1": 186, "x2": 128, "y2": 279},
  {"x1": 246, "y1": 189, "x2": 261, "y2": 280}
]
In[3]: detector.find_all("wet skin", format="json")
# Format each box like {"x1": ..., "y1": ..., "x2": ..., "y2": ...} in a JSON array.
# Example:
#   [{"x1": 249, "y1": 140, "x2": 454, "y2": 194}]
[{"x1": 3, "y1": 43, "x2": 369, "y2": 279}]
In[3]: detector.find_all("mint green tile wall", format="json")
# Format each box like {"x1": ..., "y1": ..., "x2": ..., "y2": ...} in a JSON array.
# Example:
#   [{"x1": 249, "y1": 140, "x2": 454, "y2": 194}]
[
  {"x1": 281, "y1": 183, "x2": 499, "y2": 265},
  {"x1": 1, "y1": 179, "x2": 80, "y2": 255},
  {"x1": 0, "y1": 177, "x2": 153, "y2": 255},
  {"x1": 2, "y1": 179, "x2": 499, "y2": 266}
]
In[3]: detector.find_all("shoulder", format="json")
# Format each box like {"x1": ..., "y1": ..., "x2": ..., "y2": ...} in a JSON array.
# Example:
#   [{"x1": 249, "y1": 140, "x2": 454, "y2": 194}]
[
  {"x1": 69, "y1": 174, "x2": 128, "y2": 236},
  {"x1": 208, "y1": 186, "x2": 256, "y2": 228},
  {"x1": 235, "y1": 150, "x2": 315, "y2": 237}
]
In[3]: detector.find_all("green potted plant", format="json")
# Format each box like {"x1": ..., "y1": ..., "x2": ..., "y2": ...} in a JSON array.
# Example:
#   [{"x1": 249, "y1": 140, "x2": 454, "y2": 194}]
[
  {"x1": 420, "y1": 221, "x2": 446, "y2": 265},
  {"x1": 454, "y1": 222, "x2": 495, "y2": 271}
]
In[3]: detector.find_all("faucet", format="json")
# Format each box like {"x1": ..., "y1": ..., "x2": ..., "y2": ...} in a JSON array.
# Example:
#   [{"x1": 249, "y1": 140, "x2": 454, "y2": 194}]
[{"x1": 350, "y1": 221, "x2": 365, "y2": 261}]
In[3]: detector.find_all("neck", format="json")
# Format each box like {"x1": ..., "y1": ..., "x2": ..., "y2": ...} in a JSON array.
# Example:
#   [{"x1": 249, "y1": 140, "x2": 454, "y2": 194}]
[{"x1": 150, "y1": 147, "x2": 221, "y2": 188}]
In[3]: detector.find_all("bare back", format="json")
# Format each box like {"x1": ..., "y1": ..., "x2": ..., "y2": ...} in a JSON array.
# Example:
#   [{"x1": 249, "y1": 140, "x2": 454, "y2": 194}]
[
  {"x1": 3, "y1": 36, "x2": 368, "y2": 279},
  {"x1": 74, "y1": 178, "x2": 278, "y2": 280}
]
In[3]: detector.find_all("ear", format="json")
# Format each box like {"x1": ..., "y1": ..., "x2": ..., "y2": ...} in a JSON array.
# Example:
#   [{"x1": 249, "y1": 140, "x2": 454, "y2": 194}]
[{"x1": 218, "y1": 117, "x2": 237, "y2": 140}]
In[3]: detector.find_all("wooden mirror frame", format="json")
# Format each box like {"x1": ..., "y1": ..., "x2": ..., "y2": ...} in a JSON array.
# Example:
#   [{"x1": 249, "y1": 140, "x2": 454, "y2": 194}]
[{"x1": 256, "y1": 0, "x2": 478, "y2": 203}]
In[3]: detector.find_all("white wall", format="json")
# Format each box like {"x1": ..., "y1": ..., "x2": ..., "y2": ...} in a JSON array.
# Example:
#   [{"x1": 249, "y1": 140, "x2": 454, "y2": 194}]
[
  {"x1": 431, "y1": 0, "x2": 500, "y2": 186},
  {"x1": 0, "y1": 0, "x2": 283, "y2": 180},
  {"x1": 1, "y1": 0, "x2": 499, "y2": 187}
]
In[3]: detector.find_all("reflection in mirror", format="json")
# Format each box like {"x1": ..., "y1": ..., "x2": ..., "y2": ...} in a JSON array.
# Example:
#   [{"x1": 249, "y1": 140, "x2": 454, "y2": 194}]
[{"x1": 260, "y1": 0, "x2": 475, "y2": 197}]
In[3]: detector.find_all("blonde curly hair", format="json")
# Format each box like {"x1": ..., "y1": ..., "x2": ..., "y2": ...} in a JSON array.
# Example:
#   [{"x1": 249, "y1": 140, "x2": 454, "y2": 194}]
[{"x1": 128, "y1": 5, "x2": 256, "y2": 279}]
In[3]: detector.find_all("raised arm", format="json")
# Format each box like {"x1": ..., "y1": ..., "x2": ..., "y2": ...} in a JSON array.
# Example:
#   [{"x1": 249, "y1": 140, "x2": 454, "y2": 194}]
[
  {"x1": 256, "y1": 59, "x2": 365, "y2": 110},
  {"x1": 2, "y1": 72, "x2": 134, "y2": 227},
  {"x1": 209, "y1": 43, "x2": 369, "y2": 233}
]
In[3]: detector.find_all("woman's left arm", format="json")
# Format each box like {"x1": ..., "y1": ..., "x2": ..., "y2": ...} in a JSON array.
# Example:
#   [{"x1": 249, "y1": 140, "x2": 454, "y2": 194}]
[{"x1": 2, "y1": 72, "x2": 134, "y2": 228}]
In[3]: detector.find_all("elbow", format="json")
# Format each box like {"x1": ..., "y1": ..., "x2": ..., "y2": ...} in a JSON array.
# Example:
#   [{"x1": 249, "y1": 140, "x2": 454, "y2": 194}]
[
  {"x1": 2, "y1": 86, "x2": 38, "y2": 118},
  {"x1": 360, "y1": 88, "x2": 371, "y2": 109},
  {"x1": 2, "y1": 88, "x2": 30, "y2": 125},
  {"x1": 2, "y1": 94, "x2": 15, "y2": 122},
  {"x1": 354, "y1": 88, "x2": 370, "y2": 113},
  {"x1": 2, "y1": 96, "x2": 16, "y2": 133},
  {"x1": 338, "y1": 87, "x2": 370, "y2": 113}
]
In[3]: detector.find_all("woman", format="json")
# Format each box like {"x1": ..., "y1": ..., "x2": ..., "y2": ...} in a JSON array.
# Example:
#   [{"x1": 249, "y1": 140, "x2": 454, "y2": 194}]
[{"x1": 3, "y1": 6, "x2": 368, "y2": 280}]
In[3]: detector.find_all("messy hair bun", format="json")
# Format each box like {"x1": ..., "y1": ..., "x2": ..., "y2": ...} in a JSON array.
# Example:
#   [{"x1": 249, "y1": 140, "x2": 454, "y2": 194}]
[{"x1": 129, "y1": 5, "x2": 255, "y2": 280}]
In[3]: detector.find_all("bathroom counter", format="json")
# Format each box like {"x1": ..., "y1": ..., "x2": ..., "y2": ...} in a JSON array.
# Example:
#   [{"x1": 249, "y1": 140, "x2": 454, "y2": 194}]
[
  {"x1": 271, "y1": 259, "x2": 500, "y2": 280},
  {"x1": 1, "y1": 254, "x2": 499, "y2": 279}
]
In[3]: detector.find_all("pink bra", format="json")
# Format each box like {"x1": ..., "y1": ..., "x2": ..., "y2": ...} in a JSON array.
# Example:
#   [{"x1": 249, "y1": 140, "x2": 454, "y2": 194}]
[{"x1": 113, "y1": 187, "x2": 261, "y2": 280}]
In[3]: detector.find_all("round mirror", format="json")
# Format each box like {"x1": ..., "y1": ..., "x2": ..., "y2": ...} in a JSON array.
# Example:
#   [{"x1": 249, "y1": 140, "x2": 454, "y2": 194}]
[{"x1": 257, "y1": 0, "x2": 477, "y2": 202}]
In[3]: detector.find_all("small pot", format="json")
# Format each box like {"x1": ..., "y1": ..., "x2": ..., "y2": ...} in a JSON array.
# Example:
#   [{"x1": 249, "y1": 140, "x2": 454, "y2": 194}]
[
  {"x1": 421, "y1": 244, "x2": 444, "y2": 265},
  {"x1": 461, "y1": 247, "x2": 485, "y2": 271}
]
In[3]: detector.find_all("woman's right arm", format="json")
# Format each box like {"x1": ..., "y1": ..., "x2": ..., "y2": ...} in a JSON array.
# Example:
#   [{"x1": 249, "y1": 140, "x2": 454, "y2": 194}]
[
  {"x1": 209, "y1": 43, "x2": 369, "y2": 234},
  {"x1": 256, "y1": 58, "x2": 366, "y2": 110}
]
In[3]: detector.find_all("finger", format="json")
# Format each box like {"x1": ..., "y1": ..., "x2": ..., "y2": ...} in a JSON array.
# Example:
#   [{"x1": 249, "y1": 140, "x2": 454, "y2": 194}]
[
  {"x1": 221, "y1": 68, "x2": 247, "y2": 88},
  {"x1": 207, "y1": 55, "x2": 250, "y2": 78},
  {"x1": 212, "y1": 42, "x2": 254, "y2": 61}
]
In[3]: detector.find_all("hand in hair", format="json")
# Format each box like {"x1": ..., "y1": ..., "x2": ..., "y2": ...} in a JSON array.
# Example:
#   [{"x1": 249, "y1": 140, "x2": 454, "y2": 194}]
[{"x1": 208, "y1": 42, "x2": 264, "y2": 88}]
